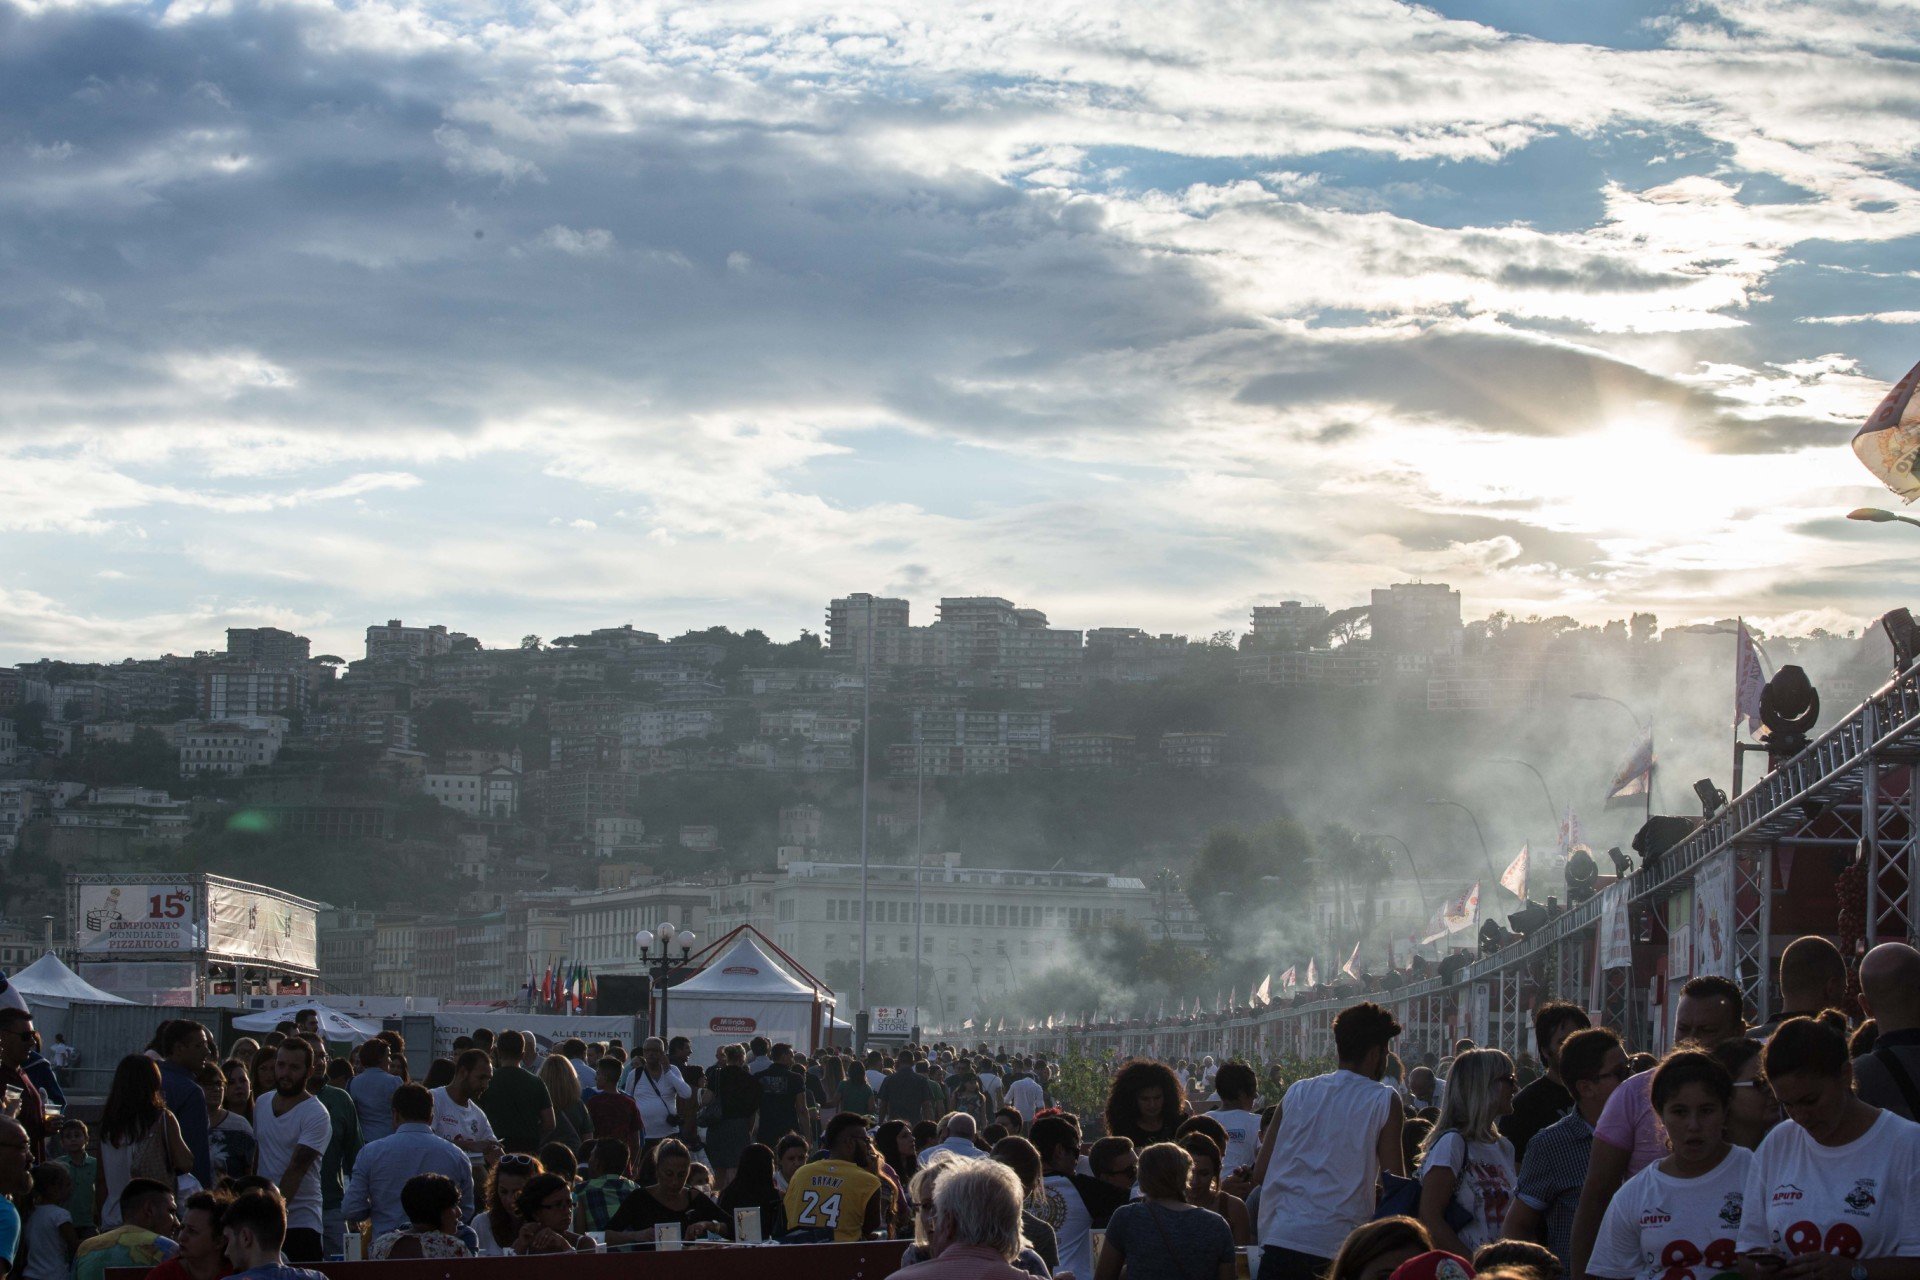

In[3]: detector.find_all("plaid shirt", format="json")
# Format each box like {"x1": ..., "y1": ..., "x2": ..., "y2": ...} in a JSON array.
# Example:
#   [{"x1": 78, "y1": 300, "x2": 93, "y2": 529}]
[
  {"x1": 1513, "y1": 1110, "x2": 1593, "y2": 1274},
  {"x1": 573, "y1": 1174, "x2": 639, "y2": 1230}
]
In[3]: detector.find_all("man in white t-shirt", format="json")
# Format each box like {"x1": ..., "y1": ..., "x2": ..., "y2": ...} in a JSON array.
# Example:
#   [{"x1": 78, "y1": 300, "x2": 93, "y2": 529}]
[
  {"x1": 252, "y1": 1039, "x2": 333, "y2": 1263},
  {"x1": 1251, "y1": 1001, "x2": 1406, "y2": 1280},
  {"x1": 626, "y1": 1037, "x2": 693, "y2": 1147},
  {"x1": 864, "y1": 1050, "x2": 886, "y2": 1095},
  {"x1": 430, "y1": 1049, "x2": 501, "y2": 1175},
  {"x1": 1033, "y1": 1113, "x2": 1098, "y2": 1280},
  {"x1": 1207, "y1": 1061, "x2": 1263, "y2": 1176},
  {"x1": 974, "y1": 1058, "x2": 1003, "y2": 1110},
  {"x1": 1006, "y1": 1065, "x2": 1049, "y2": 1125}
]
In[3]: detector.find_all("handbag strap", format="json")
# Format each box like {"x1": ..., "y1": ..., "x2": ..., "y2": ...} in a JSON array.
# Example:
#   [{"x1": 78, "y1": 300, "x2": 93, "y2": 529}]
[{"x1": 1873, "y1": 1047, "x2": 1920, "y2": 1120}]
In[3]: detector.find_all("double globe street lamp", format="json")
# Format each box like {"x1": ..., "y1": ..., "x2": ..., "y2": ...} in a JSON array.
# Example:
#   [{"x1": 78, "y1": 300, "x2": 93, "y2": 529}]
[{"x1": 635, "y1": 924, "x2": 698, "y2": 1039}]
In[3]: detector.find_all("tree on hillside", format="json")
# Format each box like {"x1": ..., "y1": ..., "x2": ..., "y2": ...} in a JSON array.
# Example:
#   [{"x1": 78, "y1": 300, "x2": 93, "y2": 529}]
[{"x1": 1186, "y1": 818, "x2": 1315, "y2": 933}]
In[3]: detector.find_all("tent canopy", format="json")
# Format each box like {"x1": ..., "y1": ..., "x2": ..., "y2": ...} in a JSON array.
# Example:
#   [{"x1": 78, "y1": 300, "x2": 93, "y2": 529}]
[
  {"x1": 232, "y1": 1002, "x2": 379, "y2": 1039},
  {"x1": 11, "y1": 952, "x2": 134, "y2": 1007},
  {"x1": 669, "y1": 933, "x2": 820, "y2": 1001}
]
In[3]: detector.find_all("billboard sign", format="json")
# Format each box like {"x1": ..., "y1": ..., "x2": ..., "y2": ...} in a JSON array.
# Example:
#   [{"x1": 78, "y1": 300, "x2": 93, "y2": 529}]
[
  {"x1": 75, "y1": 882, "x2": 197, "y2": 954},
  {"x1": 206, "y1": 882, "x2": 317, "y2": 970}
]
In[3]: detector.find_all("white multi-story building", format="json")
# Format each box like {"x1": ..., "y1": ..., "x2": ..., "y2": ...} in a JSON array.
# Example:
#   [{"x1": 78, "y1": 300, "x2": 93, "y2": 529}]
[
  {"x1": 199, "y1": 665, "x2": 308, "y2": 719},
  {"x1": 592, "y1": 816, "x2": 648, "y2": 859},
  {"x1": 423, "y1": 768, "x2": 520, "y2": 819},
  {"x1": 567, "y1": 880, "x2": 712, "y2": 971},
  {"x1": 177, "y1": 717, "x2": 287, "y2": 776},
  {"x1": 704, "y1": 857, "x2": 1205, "y2": 1022},
  {"x1": 1370, "y1": 583, "x2": 1463, "y2": 657},
  {"x1": 619, "y1": 708, "x2": 717, "y2": 749}
]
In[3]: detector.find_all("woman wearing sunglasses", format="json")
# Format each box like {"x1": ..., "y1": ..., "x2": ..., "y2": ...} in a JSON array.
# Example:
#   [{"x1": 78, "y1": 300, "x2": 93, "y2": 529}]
[{"x1": 1413, "y1": 1049, "x2": 1517, "y2": 1259}]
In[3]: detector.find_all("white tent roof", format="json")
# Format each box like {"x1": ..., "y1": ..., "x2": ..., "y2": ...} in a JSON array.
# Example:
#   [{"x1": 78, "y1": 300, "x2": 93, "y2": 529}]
[
  {"x1": 12, "y1": 952, "x2": 134, "y2": 1006},
  {"x1": 671, "y1": 933, "x2": 819, "y2": 1001},
  {"x1": 232, "y1": 1003, "x2": 379, "y2": 1038}
]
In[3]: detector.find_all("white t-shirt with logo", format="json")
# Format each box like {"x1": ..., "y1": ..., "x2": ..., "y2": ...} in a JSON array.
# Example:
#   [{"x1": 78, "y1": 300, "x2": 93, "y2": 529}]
[
  {"x1": 627, "y1": 1066, "x2": 693, "y2": 1139},
  {"x1": 253, "y1": 1093, "x2": 333, "y2": 1233},
  {"x1": 1007, "y1": 1077, "x2": 1047, "y2": 1123},
  {"x1": 1041, "y1": 1173, "x2": 1095, "y2": 1280},
  {"x1": 1210, "y1": 1108, "x2": 1262, "y2": 1175},
  {"x1": 1590, "y1": 1146, "x2": 1753, "y2": 1280},
  {"x1": 430, "y1": 1086, "x2": 497, "y2": 1151},
  {"x1": 1736, "y1": 1109, "x2": 1920, "y2": 1260},
  {"x1": 1417, "y1": 1131, "x2": 1516, "y2": 1253}
]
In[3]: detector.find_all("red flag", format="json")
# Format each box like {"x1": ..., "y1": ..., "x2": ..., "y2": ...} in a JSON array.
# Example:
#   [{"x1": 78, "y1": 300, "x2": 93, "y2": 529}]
[{"x1": 541, "y1": 964, "x2": 553, "y2": 1008}]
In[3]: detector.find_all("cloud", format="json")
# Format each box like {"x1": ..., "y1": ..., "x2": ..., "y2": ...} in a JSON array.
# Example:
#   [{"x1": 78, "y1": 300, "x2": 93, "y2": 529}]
[{"x1": 1799, "y1": 311, "x2": 1920, "y2": 326}]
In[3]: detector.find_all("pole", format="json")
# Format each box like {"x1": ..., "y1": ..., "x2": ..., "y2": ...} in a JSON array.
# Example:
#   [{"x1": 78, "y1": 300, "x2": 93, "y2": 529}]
[
  {"x1": 1490, "y1": 758, "x2": 1559, "y2": 830},
  {"x1": 913, "y1": 719, "x2": 925, "y2": 1039},
  {"x1": 857, "y1": 596, "x2": 873, "y2": 1052}
]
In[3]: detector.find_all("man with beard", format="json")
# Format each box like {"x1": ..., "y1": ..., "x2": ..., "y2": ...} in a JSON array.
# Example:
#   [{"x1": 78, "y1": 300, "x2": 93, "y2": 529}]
[
  {"x1": 250, "y1": 1040, "x2": 332, "y2": 1262},
  {"x1": 430, "y1": 1049, "x2": 502, "y2": 1179}
]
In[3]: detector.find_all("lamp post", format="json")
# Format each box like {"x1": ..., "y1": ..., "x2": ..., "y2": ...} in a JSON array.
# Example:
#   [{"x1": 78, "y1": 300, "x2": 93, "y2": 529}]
[
  {"x1": 857, "y1": 596, "x2": 873, "y2": 1052},
  {"x1": 1358, "y1": 831, "x2": 1428, "y2": 915},
  {"x1": 1488, "y1": 757, "x2": 1560, "y2": 829},
  {"x1": 1571, "y1": 691, "x2": 1654, "y2": 821},
  {"x1": 913, "y1": 716, "x2": 924, "y2": 1043},
  {"x1": 634, "y1": 924, "x2": 698, "y2": 1040},
  {"x1": 1421, "y1": 798, "x2": 1500, "y2": 889},
  {"x1": 1848, "y1": 507, "x2": 1920, "y2": 530}
]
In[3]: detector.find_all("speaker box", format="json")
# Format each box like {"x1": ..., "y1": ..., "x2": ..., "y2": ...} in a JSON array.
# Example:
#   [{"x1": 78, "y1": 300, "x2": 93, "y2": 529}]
[{"x1": 595, "y1": 974, "x2": 652, "y2": 1017}]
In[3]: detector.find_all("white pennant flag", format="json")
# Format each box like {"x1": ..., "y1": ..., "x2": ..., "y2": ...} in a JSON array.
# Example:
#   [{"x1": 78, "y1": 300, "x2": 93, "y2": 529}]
[
  {"x1": 1278, "y1": 965, "x2": 1297, "y2": 991},
  {"x1": 1423, "y1": 883, "x2": 1482, "y2": 943},
  {"x1": 1735, "y1": 619, "x2": 1766, "y2": 735},
  {"x1": 1253, "y1": 973, "x2": 1272, "y2": 1005},
  {"x1": 1500, "y1": 844, "x2": 1530, "y2": 899},
  {"x1": 1340, "y1": 941, "x2": 1361, "y2": 979},
  {"x1": 1306, "y1": 957, "x2": 1319, "y2": 987}
]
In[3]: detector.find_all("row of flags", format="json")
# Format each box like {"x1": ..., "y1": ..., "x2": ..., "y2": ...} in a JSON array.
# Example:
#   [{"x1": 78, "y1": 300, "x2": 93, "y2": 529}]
[{"x1": 526, "y1": 961, "x2": 596, "y2": 1013}]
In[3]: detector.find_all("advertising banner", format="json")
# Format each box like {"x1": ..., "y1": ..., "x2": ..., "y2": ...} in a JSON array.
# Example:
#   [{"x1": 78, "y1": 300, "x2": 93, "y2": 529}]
[
  {"x1": 206, "y1": 882, "x2": 317, "y2": 970},
  {"x1": 868, "y1": 1006, "x2": 912, "y2": 1037},
  {"x1": 75, "y1": 882, "x2": 197, "y2": 954},
  {"x1": 1691, "y1": 850, "x2": 1736, "y2": 981},
  {"x1": 1597, "y1": 881, "x2": 1634, "y2": 971}
]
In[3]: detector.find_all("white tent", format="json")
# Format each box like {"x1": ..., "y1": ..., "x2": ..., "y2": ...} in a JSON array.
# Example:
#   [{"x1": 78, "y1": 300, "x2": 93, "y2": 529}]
[
  {"x1": 667, "y1": 931, "x2": 827, "y2": 1061},
  {"x1": 10, "y1": 953, "x2": 134, "y2": 1008},
  {"x1": 232, "y1": 1003, "x2": 380, "y2": 1040}
]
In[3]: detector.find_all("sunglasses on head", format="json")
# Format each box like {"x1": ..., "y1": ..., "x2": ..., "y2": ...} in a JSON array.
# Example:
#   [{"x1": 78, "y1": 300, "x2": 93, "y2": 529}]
[{"x1": 499, "y1": 1155, "x2": 535, "y2": 1172}]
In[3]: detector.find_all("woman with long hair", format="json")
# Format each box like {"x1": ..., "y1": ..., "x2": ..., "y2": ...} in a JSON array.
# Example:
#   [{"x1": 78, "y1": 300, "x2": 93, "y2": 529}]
[
  {"x1": 1734, "y1": 1014, "x2": 1920, "y2": 1265},
  {"x1": 473, "y1": 1153, "x2": 543, "y2": 1256},
  {"x1": 1104, "y1": 1058, "x2": 1192, "y2": 1149},
  {"x1": 1588, "y1": 1051, "x2": 1752, "y2": 1280},
  {"x1": 1327, "y1": 1217, "x2": 1433, "y2": 1280},
  {"x1": 220, "y1": 1057, "x2": 254, "y2": 1124},
  {"x1": 538, "y1": 1055, "x2": 592, "y2": 1153},
  {"x1": 819, "y1": 1054, "x2": 845, "y2": 1130},
  {"x1": 876, "y1": 1117, "x2": 918, "y2": 1232},
  {"x1": 247, "y1": 1046, "x2": 278, "y2": 1110},
  {"x1": 97, "y1": 1055, "x2": 193, "y2": 1227},
  {"x1": 1414, "y1": 1048, "x2": 1517, "y2": 1257},
  {"x1": 198, "y1": 1062, "x2": 256, "y2": 1182},
  {"x1": 716, "y1": 1143, "x2": 786, "y2": 1239},
  {"x1": 604, "y1": 1138, "x2": 731, "y2": 1246},
  {"x1": 510, "y1": 1171, "x2": 595, "y2": 1254},
  {"x1": 1093, "y1": 1142, "x2": 1237, "y2": 1280},
  {"x1": 1179, "y1": 1133, "x2": 1250, "y2": 1246}
]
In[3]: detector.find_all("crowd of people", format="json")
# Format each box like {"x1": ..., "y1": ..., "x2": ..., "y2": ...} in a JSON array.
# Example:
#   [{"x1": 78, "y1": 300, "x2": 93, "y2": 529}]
[{"x1": 2, "y1": 935, "x2": 1918, "y2": 1280}]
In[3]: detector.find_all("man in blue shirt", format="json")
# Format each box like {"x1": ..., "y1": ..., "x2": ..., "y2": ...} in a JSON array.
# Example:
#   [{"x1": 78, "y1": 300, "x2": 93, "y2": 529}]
[
  {"x1": 158, "y1": 1021, "x2": 215, "y2": 1187},
  {"x1": 341, "y1": 1082, "x2": 475, "y2": 1238}
]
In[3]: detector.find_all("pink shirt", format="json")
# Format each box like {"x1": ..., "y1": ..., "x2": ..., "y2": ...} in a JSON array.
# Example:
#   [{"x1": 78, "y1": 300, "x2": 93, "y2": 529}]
[
  {"x1": 1593, "y1": 1070, "x2": 1666, "y2": 1176},
  {"x1": 895, "y1": 1244, "x2": 1033, "y2": 1280}
]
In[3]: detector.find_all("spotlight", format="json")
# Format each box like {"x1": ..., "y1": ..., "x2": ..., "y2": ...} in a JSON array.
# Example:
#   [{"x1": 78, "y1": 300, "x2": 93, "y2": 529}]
[
  {"x1": 1607, "y1": 846, "x2": 1633, "y2": 879},
  {"x1": 1884, "y1": 608, "x2": 1919, "y2": 674},
  {"x1": 1693, "y1": 778, "x2": 1728, "y2": 818},
  {"x1": 1565, "y1": 845, "x2": 1598, "y2": 903},
  {"x1": 1507, "y1": 899, "x2": 1551, "y2": 936},
  {"x1": 1759, "y1": 665, "x2": 1820, "y2": 753},
  {"x1": 1479, "y1": 918, "x2": 1518, "y2": 955}
]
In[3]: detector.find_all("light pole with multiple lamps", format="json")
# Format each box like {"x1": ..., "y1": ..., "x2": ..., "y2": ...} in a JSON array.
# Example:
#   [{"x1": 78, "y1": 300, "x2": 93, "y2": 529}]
[{"x1": 634, "y1": 924, "x2": 698, "y2": 1040}]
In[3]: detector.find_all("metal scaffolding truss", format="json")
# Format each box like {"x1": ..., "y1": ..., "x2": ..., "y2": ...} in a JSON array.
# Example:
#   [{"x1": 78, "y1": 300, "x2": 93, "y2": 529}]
[{"x1": 990, "y1": 662, "x2": 1920, "y2": 1060}]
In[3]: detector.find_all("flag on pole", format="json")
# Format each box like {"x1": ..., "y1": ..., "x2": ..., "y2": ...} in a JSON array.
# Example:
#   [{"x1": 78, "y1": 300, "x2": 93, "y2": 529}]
[
  {"x1": 1556, "y1": 805, "x2": 1587, "y2": 858},
  {"x1": 962, "y1": 1018, "x2": 974, "y2": 1029},
  {"x1": 1340, "y1": 941, "x2": 1361, "y2": 980},
  {"x1": 1279, "y1": 966, "x2": 1296, "y2": 991},
  {"x1": 1500, "y1": 844, "x2": 1530, "y2": 899},
  {"x1": 541, "y1": 963, "x2": 553, "y2": 1008},
  {"x1": 1306, "y1": 957, "x2": 1319, "y2": 987},
  {"x1": 1253, "y1": 973, "x2": 1272, "y2": 1005},
  {"x1": 1736, "y1": 619, "x2": 1766, "y2": 734},
  {"x1": 1606, "y1": 733, "x2": 1655, "y2": 806},
  {"x1": 1850, "y1": 355, "x2": 1920, "y2": 502},
  {"x1": 1423, "y1": 883, "x2": 1481, "y2": 943}
]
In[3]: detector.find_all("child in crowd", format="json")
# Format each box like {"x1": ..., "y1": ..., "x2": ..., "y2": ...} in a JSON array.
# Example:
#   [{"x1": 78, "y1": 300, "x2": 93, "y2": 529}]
[
  {"x1": 23, "y1": 1162, "x2": 79, "y2": 1280},
  {"x1": 55, "y1": 1119, "x2": 98, "y2": 1236},
  {"x1": 572, "y1": 1139, "x2": 638, "y2": 1232}
]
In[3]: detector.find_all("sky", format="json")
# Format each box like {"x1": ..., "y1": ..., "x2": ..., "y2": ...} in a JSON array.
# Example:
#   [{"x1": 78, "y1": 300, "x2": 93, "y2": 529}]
[{"x1": 3, "y1": 0, "x2": 1920, "y2": 663}]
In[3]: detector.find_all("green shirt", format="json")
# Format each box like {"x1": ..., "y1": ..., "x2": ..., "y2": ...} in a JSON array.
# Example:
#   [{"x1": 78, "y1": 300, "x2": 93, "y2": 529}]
[
  {"x1": 478, "y1": 1064, "x2": 552, "y2": 1154},
  {"x1": 61, "y1": 1153, "x2": 100, "y2": 1230},
  {"x1": 838, "y1": 1076, "x2": 875, "y2": 1116},
  {"x1": 317, "y1": 1084, "x2": 362, "y2": 1210}
]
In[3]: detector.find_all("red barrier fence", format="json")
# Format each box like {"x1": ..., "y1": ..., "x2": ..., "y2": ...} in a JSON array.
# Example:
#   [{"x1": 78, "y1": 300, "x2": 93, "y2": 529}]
[{"x1": 110, "y1": 1241, "x2": 905, "y2": 1280}]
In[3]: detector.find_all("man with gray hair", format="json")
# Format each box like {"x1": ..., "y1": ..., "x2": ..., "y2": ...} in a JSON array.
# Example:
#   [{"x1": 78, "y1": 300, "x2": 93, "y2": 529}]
[
  {"x1": 930, "y1": 1111, "x2": 988, "y2": 1161},
  {"x1": 895, "y1": 1160, "x2": 1030, "y2": 1280},
  {"x1": 1854, "y1": 941, "x2": 1920, "y2": 1120}
]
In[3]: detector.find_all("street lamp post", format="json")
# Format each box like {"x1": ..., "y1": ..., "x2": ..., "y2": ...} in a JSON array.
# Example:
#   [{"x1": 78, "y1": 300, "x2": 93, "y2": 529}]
[
  {"x1": 1848, "y1": 507, "x2": 1920, "y2": 531},
  {"x1": 913, "y1": 717, "x2": 924, "y2": 1043},
  {"x1": 857, "y1": 596, "x2": 873, "y2": 1052},
  {"x1": 634, "y1": 924, "x2": 698, "y2": 1040},
  {"x1": 1571, "y1": 691, "x2": 1654, "y2": 822},
  {"x1": 1489, "y1": 757, "x2": 1560, "y2": 829},
  {"x1": 1422, "y1": 798, "x2": 1501, "y2": 889},
  {"x1": 1358, "y1": 831, "x2": 1428, "y2": 915}
]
